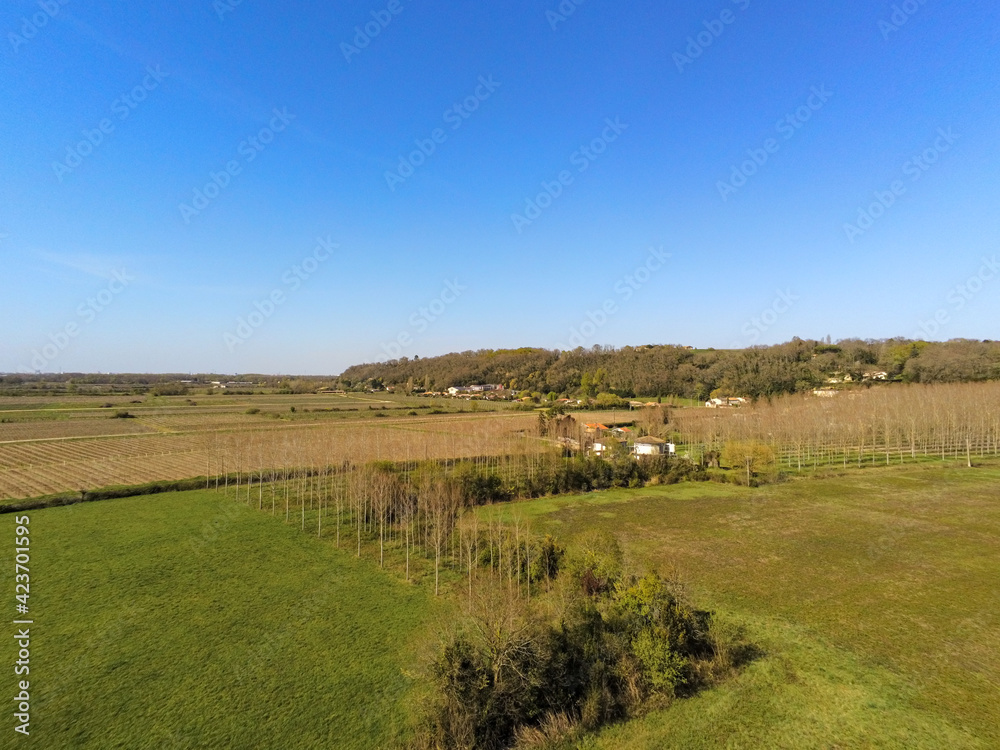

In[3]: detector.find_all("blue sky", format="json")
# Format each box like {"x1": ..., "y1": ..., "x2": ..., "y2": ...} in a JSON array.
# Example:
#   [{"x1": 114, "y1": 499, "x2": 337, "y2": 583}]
[{"x1": 1, "y1": 0, "x2": 998, "y2": 375}]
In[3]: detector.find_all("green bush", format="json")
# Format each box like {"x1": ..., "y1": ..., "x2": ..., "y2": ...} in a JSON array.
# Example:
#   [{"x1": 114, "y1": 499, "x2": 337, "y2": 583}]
[{"x1": 419, "y1": 570, "x2": 718, "y2": 748}]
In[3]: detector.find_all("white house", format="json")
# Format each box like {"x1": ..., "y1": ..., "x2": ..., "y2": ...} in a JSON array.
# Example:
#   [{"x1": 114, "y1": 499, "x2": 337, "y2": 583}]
[
  {"x1": 705, "y1": 397, "x2": 747, "y2": 408},
  {"x1": 592, "y1": 440, "x2": 624, "y2": 457},
  {"x1": 633, "y1": 436, "x2": 676, "y2": 456}
]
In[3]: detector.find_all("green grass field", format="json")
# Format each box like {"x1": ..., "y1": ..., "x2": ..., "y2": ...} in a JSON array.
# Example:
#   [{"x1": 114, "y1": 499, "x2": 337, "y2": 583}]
[
  {"x1": 6, "y1": 462, "x2": 998, "y2": 748},
  {"x1": 506, "y1": 464, "x2": 1000, "y2": 749},
  {"x1": 10, "y1": 491, "x2": 443, "y2": 749}
]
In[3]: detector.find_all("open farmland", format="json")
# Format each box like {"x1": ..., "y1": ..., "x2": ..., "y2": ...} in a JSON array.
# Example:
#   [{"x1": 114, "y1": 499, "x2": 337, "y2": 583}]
[{"x1": 0, "y1": 392, "x2": 538, "y2": 500}]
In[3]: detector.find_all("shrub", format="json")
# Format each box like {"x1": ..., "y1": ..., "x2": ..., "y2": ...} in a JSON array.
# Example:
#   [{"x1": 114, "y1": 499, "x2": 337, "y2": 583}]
[
  {"x1": 720, "y1": 440, "x2": 775, "y2": 478},
  {"x1": 418, "y1": 570, "x2": 721, "y2": 749},
  {"x1": 150, "y1": 384, "x2": 188, "y2": 396}
]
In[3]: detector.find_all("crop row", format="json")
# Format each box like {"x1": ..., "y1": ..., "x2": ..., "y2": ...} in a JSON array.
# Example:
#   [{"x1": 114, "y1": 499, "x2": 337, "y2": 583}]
[{"x1": 0, "y1": 415, "x2": 538, "y2": 500}]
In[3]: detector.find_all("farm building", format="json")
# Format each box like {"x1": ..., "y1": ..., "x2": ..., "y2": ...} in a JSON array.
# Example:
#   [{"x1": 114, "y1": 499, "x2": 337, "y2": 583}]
[
  {"x1": 633, "y1": 436, "x2": 676, "y2": 456},
  {"x1": 705, "y1": 397, "x2": 747, "y2": 408},
  {"x1": 591, "y1": 440, "x2": 625, "y2": 457}
]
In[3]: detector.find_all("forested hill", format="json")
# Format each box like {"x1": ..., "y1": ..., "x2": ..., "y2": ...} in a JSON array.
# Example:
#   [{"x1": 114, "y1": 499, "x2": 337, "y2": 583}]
[{"x1": 338, "y1": 339, "x2": 1000, "y2": 400}]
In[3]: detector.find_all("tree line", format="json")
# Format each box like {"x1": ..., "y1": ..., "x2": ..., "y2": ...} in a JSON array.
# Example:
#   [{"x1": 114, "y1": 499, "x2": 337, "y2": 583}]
[
  {"x1": 673, "y1": 381, "x2": 1000, "y2": 476},
  {"x1": 210, "y1": 454, "x2": 744, "y2": 748},
  {"x1": 338, "y1": 338, "x2": 1000, "y2": 400}
]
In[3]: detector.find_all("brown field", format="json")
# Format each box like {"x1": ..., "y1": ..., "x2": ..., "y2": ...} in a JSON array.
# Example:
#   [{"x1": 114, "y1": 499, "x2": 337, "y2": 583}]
[
  {"x1": 0, "y1": 397, "x2": 540, "y2": 499},
  {"x1": 12, "y1": 382, "x2": 997, "y2": 501}
]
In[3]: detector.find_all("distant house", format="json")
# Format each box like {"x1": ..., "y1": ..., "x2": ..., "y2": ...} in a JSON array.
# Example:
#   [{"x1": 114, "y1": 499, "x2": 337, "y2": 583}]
[
  {"x1": 705, "y1": 397, "x2": 747, "y2": 408},
  {"x1": 863, "y1": 371, "x2": 889, "y2": 381},
  {"x1": 591, "y1": 440, "x2": 624, "y2": 457},
  {"x1": 448, "y1": 384, "x2": 501, "y2": 396},
  {"x1": 633, "y1": 436, "x2": 675, "y2": 456},
  {"x1": 813, "y1": 388, "x2": 838, "y2": 398},
  {"x1": 584, "y1": 422, "x2": 610, "y2": 434}
]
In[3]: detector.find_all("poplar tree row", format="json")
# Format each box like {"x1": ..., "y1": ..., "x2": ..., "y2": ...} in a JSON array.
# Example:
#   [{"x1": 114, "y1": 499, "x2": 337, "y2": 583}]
[{"x1": 673, "y1": 381, "x2": 1000, "y2": 470}]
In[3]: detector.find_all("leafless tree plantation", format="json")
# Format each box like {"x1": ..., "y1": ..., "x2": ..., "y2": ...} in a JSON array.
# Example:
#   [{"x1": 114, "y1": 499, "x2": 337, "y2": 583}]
[{"x1": 673, "y1": 382, "x2": 1000, "y2": 471}]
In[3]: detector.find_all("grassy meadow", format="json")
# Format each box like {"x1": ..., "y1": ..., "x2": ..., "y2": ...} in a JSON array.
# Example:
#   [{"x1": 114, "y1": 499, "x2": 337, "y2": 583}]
[
  {"x1": 500, "y1": 463, "x2": 1000, "y2": 749},
  {"x1": 4, "y1": 456, "x2": 998, "y2": 748},
  {"x1": 11, "y1": 490, "x2": 444, "y2": 749}
]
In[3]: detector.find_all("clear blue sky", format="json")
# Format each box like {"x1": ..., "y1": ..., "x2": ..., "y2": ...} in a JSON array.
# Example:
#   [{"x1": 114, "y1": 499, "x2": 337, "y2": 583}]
[{"x1": 1, "y1": 0, "x2": 998, "y2": 374}]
